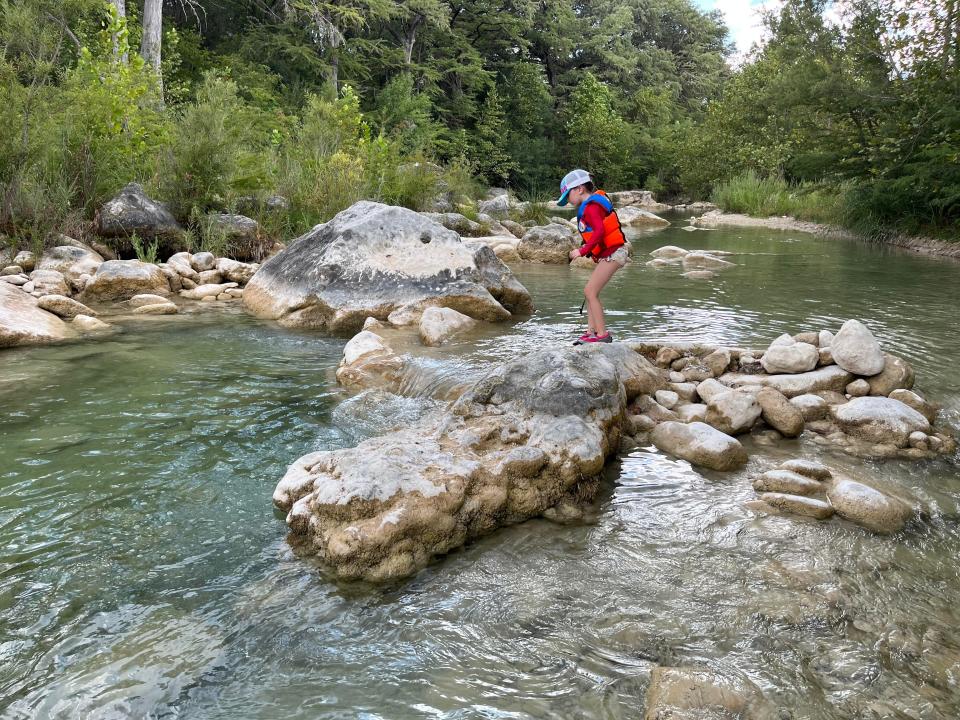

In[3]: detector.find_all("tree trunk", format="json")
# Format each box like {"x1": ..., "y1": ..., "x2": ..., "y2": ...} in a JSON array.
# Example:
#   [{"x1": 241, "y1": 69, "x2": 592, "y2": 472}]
[
  {"x1": 403, "y1": 14, "x2": 423, "y2": 66},
  {"x1": 112, "y1": 0, "x2": 128, "y2": 64},
  {"x1": 141, "y1": 0, "x2": 163, "y2": 96}
]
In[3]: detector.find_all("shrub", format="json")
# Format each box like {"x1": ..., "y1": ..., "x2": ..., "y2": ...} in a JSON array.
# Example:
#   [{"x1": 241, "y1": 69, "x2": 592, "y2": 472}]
[
  {"x1": 710, "y1": 171, "x2": 846, "y2": 225},
  {"x1": 159, "y1": 71, "x2": 272, "y2": 217}
]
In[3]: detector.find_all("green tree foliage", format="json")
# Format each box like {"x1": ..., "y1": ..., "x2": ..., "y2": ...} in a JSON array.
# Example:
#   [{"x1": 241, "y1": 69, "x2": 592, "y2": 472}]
[
  {"x1": 17, "y1": 0, "x2": 960, "y2": 248},
  {"x1": 688, "y1": 0, "x2": 960, "y2": 236}
]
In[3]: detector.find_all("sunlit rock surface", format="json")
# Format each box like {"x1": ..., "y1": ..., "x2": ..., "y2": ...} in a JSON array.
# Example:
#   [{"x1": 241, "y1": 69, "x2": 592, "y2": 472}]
[
  {"x1": 274, "y1": 343, "x2": 662, "y2": 581},
  {"x1": 244, "y1": 201, "x2": 533, "y2": 331}
]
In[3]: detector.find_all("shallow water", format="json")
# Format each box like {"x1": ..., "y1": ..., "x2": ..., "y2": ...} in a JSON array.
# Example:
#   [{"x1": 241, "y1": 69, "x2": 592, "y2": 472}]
[{"x1": 2, "y1": 223, "x2": 959, "y2": 718}]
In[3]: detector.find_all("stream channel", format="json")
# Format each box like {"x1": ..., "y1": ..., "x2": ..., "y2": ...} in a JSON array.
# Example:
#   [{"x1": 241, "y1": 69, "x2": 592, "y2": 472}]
[{"x1": 1, "y1": 219, "x2": 959, "y2": 718}]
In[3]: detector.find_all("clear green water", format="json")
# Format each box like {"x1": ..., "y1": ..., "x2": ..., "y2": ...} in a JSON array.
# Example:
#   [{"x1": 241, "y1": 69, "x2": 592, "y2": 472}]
[{"x1": 1, "y1": 223, "x2": 959, "y2": 718}]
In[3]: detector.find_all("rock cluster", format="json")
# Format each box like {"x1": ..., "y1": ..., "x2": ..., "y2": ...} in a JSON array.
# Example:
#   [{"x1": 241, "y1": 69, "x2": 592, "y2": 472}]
[
  {"x1": 629, "y1": 319, "x2": 956, "y2": 462},
  {"x1": 0, "y1": 233, "x2": 260, "y2": 347},
  {"x1": 748, "y1": 459, "x2": 913, "y2": 534}
]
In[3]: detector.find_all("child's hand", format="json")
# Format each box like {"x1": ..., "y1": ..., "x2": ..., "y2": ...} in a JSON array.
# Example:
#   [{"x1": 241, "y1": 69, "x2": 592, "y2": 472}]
[{"x1": 568, "y1": 249, "x2": 579, "y2": 261}]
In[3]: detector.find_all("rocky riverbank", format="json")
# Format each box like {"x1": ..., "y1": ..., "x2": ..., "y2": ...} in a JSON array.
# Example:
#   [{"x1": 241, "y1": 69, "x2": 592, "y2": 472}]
[{"x1": 691, "y1": 209, "x2": 960, "y2": 260}]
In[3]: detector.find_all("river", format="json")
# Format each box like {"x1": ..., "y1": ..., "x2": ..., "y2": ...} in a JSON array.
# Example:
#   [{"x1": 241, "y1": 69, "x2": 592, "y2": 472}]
[{"x1": 1, "y1": 221, "x2": 959, "y2": 718}]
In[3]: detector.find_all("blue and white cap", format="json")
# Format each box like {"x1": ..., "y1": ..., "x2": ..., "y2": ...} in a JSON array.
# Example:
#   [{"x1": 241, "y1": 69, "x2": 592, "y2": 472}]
[{"x1": 557, "y1": 169, "x2": 591, "y2": 206}]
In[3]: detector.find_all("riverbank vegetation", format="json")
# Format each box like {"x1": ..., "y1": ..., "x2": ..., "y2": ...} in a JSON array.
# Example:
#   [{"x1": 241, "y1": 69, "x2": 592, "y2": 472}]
[{"x1": 1, "y1": 0, "x2": 958, "y2": 251}]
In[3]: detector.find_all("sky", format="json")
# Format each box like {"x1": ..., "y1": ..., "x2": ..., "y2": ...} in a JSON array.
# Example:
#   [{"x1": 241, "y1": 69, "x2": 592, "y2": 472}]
[{"x1": 694, "y1": 0, "x2": 780, "y2": 61}]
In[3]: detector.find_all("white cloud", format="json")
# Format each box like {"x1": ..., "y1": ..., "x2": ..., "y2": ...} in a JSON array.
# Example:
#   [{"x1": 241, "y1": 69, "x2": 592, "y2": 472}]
[{"x1": 710, "y1": 0, "x2": 783, "y2": 64}]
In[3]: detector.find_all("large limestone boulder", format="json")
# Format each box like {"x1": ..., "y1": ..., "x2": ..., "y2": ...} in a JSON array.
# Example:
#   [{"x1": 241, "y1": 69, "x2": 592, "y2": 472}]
[
  {"x1": 97, "y1": 183, "x2": 183, "y2": 242},
  {"x1": 832, "y1": 397, "x2": 930, "y2": 447},
  {"x1": 517, "y1": 223, "x2": 579, "y2": 263},
  {"x1": 274, "y1": 343, "x2": 661, "y2": 581},
  {"x1": 37, "y1": 245, "x2": 104, "y2": 286},
  {"x1": 419, "y1": 306, "x2": 476, "y2": 346},
  {"x1": 705, "y1": 389, "x2": 761, "y2": 435},
  {"x1": 81, "y1": 260, "x2": 170, "y2": 303},
  {"x1": 422, "y1": 212, "x2": 485, "y2": 237},
  {"x1": 830, "y1": 319, "x2": 885, "y2": 376},
  {"x1": 826, "y1": 477, "x2": 911, "y2": 533},
  {"x1": 13, "y1": 250, "x2": 36, "y2": 272},
  {"x1": 0, "y1": 282, "x2": 77, "y2": 347},
  {"x1": 866, "y1": 353, "x2": 915, "y2": 396},
  {"x1": 244, "y1": 202, "x2": 533, "y2": 332},
  {"x1": 719, "y1": 365, "x2": 853, "y2": 398},
  {"x1": 651, "y1": 421, "x2": 748, "y2": 471}
]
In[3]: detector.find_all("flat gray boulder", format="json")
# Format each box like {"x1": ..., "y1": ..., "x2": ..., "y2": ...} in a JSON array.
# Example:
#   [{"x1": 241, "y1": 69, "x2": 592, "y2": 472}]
[
  {"x1": 0, "y1": 282, "x2": 77, "y2": 347},
  {"x1": 517, "y1": 223, "x2": 579, "y2": 263},
  {"x1": 830, "y1": 319, "x2": 885, "y2": 376},
  {"x1": 719, "y1": 364, "x2": 853, "y2": 398},
  {"x1": 81, "y1": 260, "x2": 170, "y2": 302},
  {"x1": 243, "y1": 201, "x2": 533, "y2": 332},
  {"x1": 651, "y1": 421, "x2": 748, "y2": 471},
  {"x1": 832, "y1": 396, "x2": 930, "y2": 446}
]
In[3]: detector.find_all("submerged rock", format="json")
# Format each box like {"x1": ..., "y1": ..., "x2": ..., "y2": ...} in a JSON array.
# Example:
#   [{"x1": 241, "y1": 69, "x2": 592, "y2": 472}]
[
  {"x1": 760, "y1": 492, "x2": 834, "y2": 519},
  {"x1": 643, "y1": 666, "x2": 773, "y2": 720},
  {"x1": 826, "y1": 477, "x2": 911, "y2": 533},
  {"x1": 0, "y1": 282, "x2": 77, "y2": 347},
  {"x1": 651, "y1": 421, "x2": 748, "y2": 471},
  {"x1": 753, "y1": 469, "x2": 823, "y2": 496},
  {"x1": 274, "y1": 344, "x2": 661, "y2": 581},
  {"x1": 244, "y1": 201, "x2": 533, "y2": 331}
]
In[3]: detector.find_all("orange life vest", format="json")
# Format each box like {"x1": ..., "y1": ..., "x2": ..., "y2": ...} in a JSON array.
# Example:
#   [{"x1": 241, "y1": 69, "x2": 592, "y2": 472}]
[{"x1": 576, "y1": 191, "x2": 626, "y2": 259}]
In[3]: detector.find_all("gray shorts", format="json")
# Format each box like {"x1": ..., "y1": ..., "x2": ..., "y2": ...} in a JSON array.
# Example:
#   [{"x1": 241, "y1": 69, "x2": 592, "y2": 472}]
[{"x1": 604, "y1": 247, "x2": 629, "y2": 266}]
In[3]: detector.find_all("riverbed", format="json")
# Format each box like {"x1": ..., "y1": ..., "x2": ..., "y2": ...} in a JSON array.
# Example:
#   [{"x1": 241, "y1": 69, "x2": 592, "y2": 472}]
[{"x1": 1, "y1": 222, "x2": 959, "y2": 718}]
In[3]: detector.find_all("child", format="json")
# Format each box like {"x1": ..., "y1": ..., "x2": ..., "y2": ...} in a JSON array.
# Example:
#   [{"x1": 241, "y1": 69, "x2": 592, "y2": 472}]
[{"x1": 557, "y1": 169, "x2": 628, "y2": 344}]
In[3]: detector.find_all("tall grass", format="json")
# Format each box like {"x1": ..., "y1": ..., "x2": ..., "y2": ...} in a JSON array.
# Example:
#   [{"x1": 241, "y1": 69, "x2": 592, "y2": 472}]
[{"x1": 710, "y1": 171, "x2": 847, "y2": 225}]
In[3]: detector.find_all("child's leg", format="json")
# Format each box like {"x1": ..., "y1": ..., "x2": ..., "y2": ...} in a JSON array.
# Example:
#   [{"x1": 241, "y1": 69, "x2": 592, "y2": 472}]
[{"x1": 583, "y1": 260, "x2": 621, "y2": 336}]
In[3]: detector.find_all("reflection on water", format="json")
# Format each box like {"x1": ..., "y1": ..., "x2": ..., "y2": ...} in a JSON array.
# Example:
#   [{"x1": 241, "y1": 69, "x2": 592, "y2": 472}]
[{"x1": 1, "y1": 224, "x2": 959, "y2": 718}]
